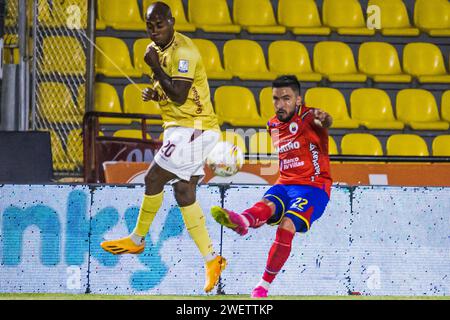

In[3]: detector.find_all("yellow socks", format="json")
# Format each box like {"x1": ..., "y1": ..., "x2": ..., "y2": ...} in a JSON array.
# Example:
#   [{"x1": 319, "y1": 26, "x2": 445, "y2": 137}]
[
  {"x1": 132, "y1": 191, "x2": 164, "y2": 238},
  {"x1": 180, "y1": 201, "x2": 216, "y2": 262},
  {"x1": 133, "y1": 195, "x2": 216, "y2": 262}
]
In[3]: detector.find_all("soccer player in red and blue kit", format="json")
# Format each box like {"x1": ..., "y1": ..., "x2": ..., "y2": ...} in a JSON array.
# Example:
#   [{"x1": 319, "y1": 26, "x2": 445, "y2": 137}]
[{"x1": 211, "y1": 75, "x2": 333, "y2": 298}]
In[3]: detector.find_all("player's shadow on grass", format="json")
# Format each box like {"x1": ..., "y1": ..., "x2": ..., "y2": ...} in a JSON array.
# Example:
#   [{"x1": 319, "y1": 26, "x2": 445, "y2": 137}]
[{"x1": 125, "y1": 206, "x2": 185, "y2": 291}]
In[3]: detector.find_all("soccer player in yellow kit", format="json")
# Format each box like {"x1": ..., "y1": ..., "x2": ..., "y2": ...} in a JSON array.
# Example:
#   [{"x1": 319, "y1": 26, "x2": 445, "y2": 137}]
[{"x1": 100, "y1": 2, "x2": 226, "y2": 293}]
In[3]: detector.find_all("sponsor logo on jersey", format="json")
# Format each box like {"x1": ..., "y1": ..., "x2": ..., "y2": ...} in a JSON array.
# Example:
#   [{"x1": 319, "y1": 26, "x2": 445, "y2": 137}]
[
  {"x1": 281, "y1": 157, "x2": 305, "y2": 170},
  {"x1": 178, "y1": 59, "x2": 189, "y2": 73},
  {"x1": 276, "y1": 141, "x2": 300, "y2": 154},
  {"x1": 310, "y1": 143, "x2": 321, "y2": 175}
]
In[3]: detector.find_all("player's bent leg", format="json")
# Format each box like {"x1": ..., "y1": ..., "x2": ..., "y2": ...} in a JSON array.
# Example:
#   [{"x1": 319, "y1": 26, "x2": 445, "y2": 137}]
[
  {"x1": 252, "y1": 218, "x2": 296, "y2": 299},
  {"x1": 175, "y1": 177, "x2": 227, "y2": 293},
  {"x1": 134, "y1": 162, "x2": 178, "y2": 237},
  {"x1": 210, "y1": 200, "x2": 274, "y2": 236},
  {"x1": 241, "y1": 201, "x2": 274, "y2": 228},
  {"x1": 100, "y1": 163, "x2": 176, "y2": 255}
]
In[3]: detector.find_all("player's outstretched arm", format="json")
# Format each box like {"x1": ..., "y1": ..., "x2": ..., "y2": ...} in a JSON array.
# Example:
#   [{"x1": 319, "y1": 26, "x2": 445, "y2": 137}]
[
  {"x1": 313, "y1": 109, "x2": 333, "y2": 128},
  {"x1": 144, "y1": 46, "x2": 192, "y2": 105}
]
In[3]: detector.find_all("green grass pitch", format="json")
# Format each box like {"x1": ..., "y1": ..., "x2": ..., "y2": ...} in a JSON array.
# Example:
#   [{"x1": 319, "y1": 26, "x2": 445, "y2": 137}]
[{"x1": 0, "y1": 294, "x2": 448, "y2": 300}]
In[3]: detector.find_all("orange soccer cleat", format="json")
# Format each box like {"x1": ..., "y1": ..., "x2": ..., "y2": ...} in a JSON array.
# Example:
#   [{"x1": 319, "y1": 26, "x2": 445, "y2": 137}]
[
  {"x1": 204, "y1": 255, "x2": 227, "y2": 293},
  {"x1": 100, "y1": 236, "x2": 145, "y2": 255}
]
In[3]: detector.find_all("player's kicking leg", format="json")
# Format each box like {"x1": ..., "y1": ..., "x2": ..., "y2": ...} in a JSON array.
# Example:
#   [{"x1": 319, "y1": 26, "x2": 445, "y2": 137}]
[
  {"x1": 174, "y1": 176, "x2": 226, "y2": 293},
  {"x1": 211, "y1": 200, "x2": 275, "y2": 236},
  {"x1": 250, "y1": 185, "x2": 329, "y2": 298},
  {"x1": 100, "y1": 163, "x2": 176, "y2": 255}
]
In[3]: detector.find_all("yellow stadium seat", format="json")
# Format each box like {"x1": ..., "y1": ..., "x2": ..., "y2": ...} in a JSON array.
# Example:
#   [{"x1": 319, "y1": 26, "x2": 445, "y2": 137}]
[
  {"x1": 95, "y1": 37, "x2": 143, "y2": 78},
  {"x1": 133, "y1": 38, "x2": 152, "y2": 75},
  {"x1": 350, "y1": 88, "x2": 404, "y2": 130},
  {"x1": 313, "y1": 42, "x2": 367, "y2": 82},
  {"x1": 341, "y1": 133, "x2": 383, "y2": 156},
  {"x1": 97, "y1": 0, "x2": 145, "y2": 30},
  {"x1": 328, "y1": 136, "x2": 338, "y2": 155},
  {"x1": 249, "y1": 131, "x2": 275, "y2": 155},
  {"x1": 414, "y1": 0, "x2": 450, "y2": 37},
  {"x1": 7, "y1": 1, "x2": 41, "y2": 26},
  {"x1": 441, "y1": 91, "x2": 450, "y2": 122},
  {"x1": 358, "y1": 42, "x2": 412, "y2": 83},
  {"x1": 96, "y1": 19, "x2": 107, "y2": 30},
  {"x1": 123, "y1": 83, "x2": 163, "y2": 125},
  {"x1": 259, "y1": 87, "x2": 275, "y2": 122},
  {"x1": 143, "y1": 0, "x2": 196, "y2": 32},
  {"x1": 268, "y1": 41, "x2": 322, "y2": 82},
  {"x1": 37, "y1": 82, "x2": 83, "y2": 123},
  {"x1": 33, "y1": 0, "x2": 88, "y2": 28},
  {"x1": 396, "y1": 89, "x2": 449, "y2": 130},
  {"x1": 67, "y1": 129, "x2": 84, "y2": 168},
  {"x1": 386, "y1": 134, "x2": 429, "y2": 156},
  {"x1": 52, "y1": 0, "x2": 88, "y2": 29},
  {"x1": 3, "y1": 47, "x2": 19, "y2": 65},
  {"x1": 214, "y1": 86, "x2": 265, "y2": 127},
  {"x1": 432, "y1": 135, "x2": 450, "y2": 156},
  {"x1": 49, "y1": 131, "x2": 71, "y2": 171},
  {"x1": 41, "y1": 36, "x2": 86, "y2": 76},
  {"x1": 188, "y1": 0, "x2": 241, "y2": 33},
  {"x1": 322, "y1": 0, "x2": 375, "y2": 35},
  {"x1": 368, "y1": 0, "x2": 420, "y2": 36},
  {"x1": 277, "y1": 0, "x2": 331, "y2": 35},
  {"x1": 403, "y1": 43, "x2": 450, "y2": 83},
  {"x1": 304, "y1": 88, "x2": 359, "y2": 129},
  {"x1": 76, "y1": 85, "x2": 86, "y2": 114},
  {"x1": 221, "y1": 131, "x2": 247, "y2": 153},
  {"x1": 113, "y1": 129, "x2": 151, "y2": 140},
  {"x1": 223, "y1": 40, "x2": 277, "y2": 81},
  {"x1": 233, "y1": 0, "x2": 286, "y2": 34},
  {"x1": 5, "y1": 0, "x2": 17, "y2": 28},
  {"x1": 191, "y1": 39, "x2": 233, "y2": 80},
  {"x1": 94, "y1": 82, "x2": 131, "y2": 124},
  {"x1": 35, "y1": 0, "x2": 57, "y2": 27}
]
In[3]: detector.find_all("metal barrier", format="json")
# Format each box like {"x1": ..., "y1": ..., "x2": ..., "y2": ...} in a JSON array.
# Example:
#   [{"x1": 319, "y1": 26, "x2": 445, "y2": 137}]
[{"x1": 83, "y1": 111, "x2": 163, "y2": 183}]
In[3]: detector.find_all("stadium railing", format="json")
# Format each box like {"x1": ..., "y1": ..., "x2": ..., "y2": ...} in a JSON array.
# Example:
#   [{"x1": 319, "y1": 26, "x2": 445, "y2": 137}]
[
  {"x1": 246, "y1": 154, "x2": 450, "y2": 163},
  {"x1": 83, "y1": 111, "x2": 163, "y2": 183}
]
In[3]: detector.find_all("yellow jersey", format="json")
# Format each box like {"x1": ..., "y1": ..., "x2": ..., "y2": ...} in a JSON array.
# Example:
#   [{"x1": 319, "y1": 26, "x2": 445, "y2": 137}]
[{"x1": 147, "y1": 32, "x2": 219, "y2": 131}]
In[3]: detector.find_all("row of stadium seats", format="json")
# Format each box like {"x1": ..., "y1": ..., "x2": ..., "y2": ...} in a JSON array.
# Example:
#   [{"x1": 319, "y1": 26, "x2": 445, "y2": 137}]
[
  {"x1": 6, "y1": 0, "x2": 448, "y2": 37},
  {"x1": 228, "y1": 131, "x2": 450, "y2": 157},
  {"x1": 98, "y1": 83, "x2": 450, "y2": 130},
  {"x1": 38, "y1": 81, "x2": 450, "y2": 130},
  {"x1": 39, "y1": 35, "x2": 450, "y2": 83},
  {"x1": 93, "y1": 0, "x2": 450, "y2": 37},
  {"x1": 91, "y1": 37, "x2": 450, "y2": 83},
  {"x1": 39, "y1": 36, "x2": 450, "y2": 83},
  {"x1": 332, "y1": 133, "x2": 450, "y2": 157},
  {"x1": 48, "y1": 127, "x2": 450, "y2": 171}
]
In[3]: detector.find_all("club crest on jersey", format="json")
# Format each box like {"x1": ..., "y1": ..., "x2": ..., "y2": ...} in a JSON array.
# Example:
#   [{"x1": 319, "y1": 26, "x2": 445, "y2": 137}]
[
  {"x1": 289, "y1": 122, "x2": 299, "y2": 134},
  {"x1": 178, "y1": 59, "x2": 189, "y2": 73}
]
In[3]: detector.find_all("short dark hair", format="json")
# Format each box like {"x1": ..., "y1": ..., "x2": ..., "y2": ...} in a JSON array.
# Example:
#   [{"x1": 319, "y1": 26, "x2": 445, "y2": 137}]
[
  {"x1": 272, "y1": 75, "x2": 301, "y2": 95},
  {"x1": 146, "y1": 1, "x2": 173, "y2": 21}
]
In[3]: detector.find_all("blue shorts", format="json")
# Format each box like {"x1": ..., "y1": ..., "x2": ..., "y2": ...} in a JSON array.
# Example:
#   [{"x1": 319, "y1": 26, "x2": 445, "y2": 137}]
[{"x1": 263, "y1": 184, "x2": 329, "y2": 233}]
